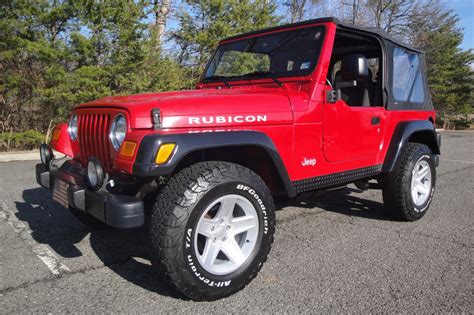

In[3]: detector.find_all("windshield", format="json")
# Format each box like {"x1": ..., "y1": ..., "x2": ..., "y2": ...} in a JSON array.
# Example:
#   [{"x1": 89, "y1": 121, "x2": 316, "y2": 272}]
[{"x1": 203, "y1": 26, "x2": 325, "y2": 83}]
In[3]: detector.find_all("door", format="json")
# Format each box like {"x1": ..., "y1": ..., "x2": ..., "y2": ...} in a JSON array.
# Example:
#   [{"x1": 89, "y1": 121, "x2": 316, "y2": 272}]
[
  {"x1": 323, "y1": 31, "x2": 386, "y2": 163},
  {"x1": 323, "y1": 99, "x2": 385, "y2": 163}
]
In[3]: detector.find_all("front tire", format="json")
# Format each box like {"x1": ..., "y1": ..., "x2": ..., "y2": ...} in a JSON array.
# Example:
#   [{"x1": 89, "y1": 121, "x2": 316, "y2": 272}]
[
  {"x1": 150, "y1": 161, "x2": 275, "y2": 301},
  {"x1": 382, "y1": 143, "x2": 436, "y2": 221}
]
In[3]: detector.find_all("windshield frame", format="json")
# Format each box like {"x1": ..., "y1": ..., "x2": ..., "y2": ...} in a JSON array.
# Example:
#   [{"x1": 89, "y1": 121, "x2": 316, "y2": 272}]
[{"x1": 200, "y1": 24, "x2": 327, "y2": 85}]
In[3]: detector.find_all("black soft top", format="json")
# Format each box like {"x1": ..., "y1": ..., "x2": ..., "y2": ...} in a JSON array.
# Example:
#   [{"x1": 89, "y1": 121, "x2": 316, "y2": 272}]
[
  {"x1": 222, "y1": 17, "x2": 422, "y2": 54},
  {"x1": 222, "y1": 17, "x2": 432, "y2": 111}
]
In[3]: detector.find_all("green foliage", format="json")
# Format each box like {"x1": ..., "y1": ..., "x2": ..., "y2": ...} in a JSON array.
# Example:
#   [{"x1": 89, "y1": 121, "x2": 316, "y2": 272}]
[
  {"x1": 0, "y1": 0, "x2": 472, "y2": 146},
  {"x1": 0, "y1": 130, "x2": 45, "y2": 151},
  {"x1": 450, "y1": 115, "x2": 473, "y2": 129},
  {"x1": 414, "y1": 12, "x2": 474, "y2": 115},
  {"x1": 215, "y1": 51, "x2": 270, "y2": 76},
  {"x1": 0, "y1": 0, "x2": 192, "y2": 135},
  {"x1": 435, "y1": 113, "x2": 474, "y2": 130},
  {"x1": 172, "y1": 0, "x2": 279, "y2": 77}
]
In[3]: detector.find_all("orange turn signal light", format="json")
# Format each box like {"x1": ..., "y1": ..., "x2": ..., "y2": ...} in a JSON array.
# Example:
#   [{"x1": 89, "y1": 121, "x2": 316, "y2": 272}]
[
  {"x1": 52, "y1": 129, "x2": 60, "y2": 141},
  {"x1": 155, "y1": 143, "x2": 176, "y2": 165},
  {"x1": 119, "y1": 141, "x2": 137, "y2": 158}
]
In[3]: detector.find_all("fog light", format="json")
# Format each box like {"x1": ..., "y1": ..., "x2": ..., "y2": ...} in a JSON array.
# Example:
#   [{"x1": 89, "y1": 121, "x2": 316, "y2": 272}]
[
  {"x1": 86, "y1": 158, "x2": 105, "y2": 191},
  {"x1": 40, "y1": 144, "x2": 53, "y2": 169}
]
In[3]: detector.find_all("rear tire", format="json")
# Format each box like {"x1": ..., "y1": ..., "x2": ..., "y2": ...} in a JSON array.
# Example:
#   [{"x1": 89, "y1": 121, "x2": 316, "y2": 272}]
[
  {"x1": 382, "y1": 143, "x2": 436, "y2": 221},
  {"x1": 149, "y1": 161, "x2": 275, "y2": 301}
]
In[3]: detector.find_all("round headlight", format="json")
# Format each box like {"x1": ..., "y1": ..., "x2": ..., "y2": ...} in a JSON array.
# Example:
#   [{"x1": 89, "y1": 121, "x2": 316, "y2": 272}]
[
  {"x1": 109, "y1": 114, "x2": 127, "y2": 151},
  {"x1": 68, "y1": 113, "x2": 78, "y2": 141}
]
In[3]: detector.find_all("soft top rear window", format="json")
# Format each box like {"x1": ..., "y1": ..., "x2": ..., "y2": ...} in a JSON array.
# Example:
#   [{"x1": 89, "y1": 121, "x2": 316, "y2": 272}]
[
  {"x1": 203, "y1": 26, "x2": 325, "y2": 82},
  {"x1": 392, "y1": 48, "x2": 425, "y2": 104}
]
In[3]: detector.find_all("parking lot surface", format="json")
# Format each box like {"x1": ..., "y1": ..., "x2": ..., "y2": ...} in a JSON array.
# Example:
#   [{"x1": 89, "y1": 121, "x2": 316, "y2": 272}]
[{"x1": 0, "y1": 131, "x2": 472, "y2": 312}]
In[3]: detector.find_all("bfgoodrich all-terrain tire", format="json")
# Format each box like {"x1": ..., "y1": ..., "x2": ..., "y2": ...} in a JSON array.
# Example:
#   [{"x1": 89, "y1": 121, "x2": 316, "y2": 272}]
[
  {"x1": 150, "y1": 161, "x2": 275, "y2": 301},
  {"x1": 382, "y1": 143, "x2": 436, "y2": 221}
]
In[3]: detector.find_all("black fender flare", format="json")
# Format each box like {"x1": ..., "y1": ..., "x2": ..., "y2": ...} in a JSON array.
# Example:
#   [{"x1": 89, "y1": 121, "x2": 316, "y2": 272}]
[
  {"x1": 132, "y1": 131, "x2": 297, "y2": 197},
  {"x1": 382, "y1": 120, "x2": 441, "y2": 173}
]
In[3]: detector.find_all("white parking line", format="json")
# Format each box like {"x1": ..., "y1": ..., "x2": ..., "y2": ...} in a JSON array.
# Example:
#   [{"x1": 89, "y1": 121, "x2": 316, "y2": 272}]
[
  {"x1": 0, "y1": 201, "x2": 71, "y2": 275},
  {"x1": 441, "y1": 158, "x2": 474, "y2": 164}
]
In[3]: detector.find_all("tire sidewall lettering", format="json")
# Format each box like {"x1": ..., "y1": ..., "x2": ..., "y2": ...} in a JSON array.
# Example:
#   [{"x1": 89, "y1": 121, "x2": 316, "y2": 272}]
[
  {"x1": 183, "y1": 181, "x2": 271, "y2": 289},
  {"x1": 236, "y1": 184, "x2": 269, "y2": 234}
]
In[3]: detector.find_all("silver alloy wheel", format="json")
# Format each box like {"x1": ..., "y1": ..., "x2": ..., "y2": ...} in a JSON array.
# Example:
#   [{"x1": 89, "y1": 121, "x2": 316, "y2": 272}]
[
  {"x1": 194, "y1": 194, "x2": 259, "y2": 276},
  {"x1": 411, "y1": 159, "x2": 432, "y2": 209}
]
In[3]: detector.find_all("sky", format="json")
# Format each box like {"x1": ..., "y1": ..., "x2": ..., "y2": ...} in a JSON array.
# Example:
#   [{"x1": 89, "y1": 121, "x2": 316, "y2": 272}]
[
  {"x1": 163, "y1": 1, "x2": 473, "y2": 50},
  {"x1": 448, "y1": 0, "x2": 474, "y2": 50},
  {"x1": 159, "y1": 0, "x2": 473, "y2": 53}
]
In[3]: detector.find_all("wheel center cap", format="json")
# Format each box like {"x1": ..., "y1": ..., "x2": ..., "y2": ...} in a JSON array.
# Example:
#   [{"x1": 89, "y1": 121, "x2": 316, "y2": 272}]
[{"x1": 213, "y1": 224, "x2": 228, "y2": 239}]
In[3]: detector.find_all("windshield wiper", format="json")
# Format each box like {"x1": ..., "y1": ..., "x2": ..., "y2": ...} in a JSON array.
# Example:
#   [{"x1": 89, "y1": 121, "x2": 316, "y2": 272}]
[
  {"x1": 204, "y1": 75, "x2": 232, "y2": 89},
  {"x1": 242, "y1": 71, "x2": 283, "y2": 87}
]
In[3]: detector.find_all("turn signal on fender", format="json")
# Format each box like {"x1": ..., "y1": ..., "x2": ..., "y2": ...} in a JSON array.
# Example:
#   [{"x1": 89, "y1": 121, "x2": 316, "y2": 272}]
[
  {"x1": 52, "y1": 129, "x2": 61, "y2": 141},
  {"x1": 155, "y1": 143, "x2": 176, "y2": 165},
  {"x1": 119, "y1": 141, "x2": 137, "y2": 158}
]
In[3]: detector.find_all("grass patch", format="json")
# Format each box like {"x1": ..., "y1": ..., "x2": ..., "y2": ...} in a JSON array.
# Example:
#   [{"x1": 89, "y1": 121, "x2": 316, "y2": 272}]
[{"x1": 0, "y1": 130, "x2": 46, "y2": 151}]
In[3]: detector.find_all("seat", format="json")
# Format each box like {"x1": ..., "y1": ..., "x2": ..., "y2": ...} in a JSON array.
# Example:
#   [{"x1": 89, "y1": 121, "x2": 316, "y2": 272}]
[{"x1": 334, "y1": 58, "x2": 372, "y2": 107}]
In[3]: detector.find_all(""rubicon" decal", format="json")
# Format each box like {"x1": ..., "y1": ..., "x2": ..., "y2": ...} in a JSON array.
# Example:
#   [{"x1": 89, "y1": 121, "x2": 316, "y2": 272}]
[{"x1": 188, "y1": 115, "x2": 267, "y2": 124}]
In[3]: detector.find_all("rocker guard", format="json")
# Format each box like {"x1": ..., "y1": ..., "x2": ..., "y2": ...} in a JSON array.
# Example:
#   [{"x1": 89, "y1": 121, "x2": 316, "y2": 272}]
[
  {"x1": 132, "y1": 131, "x2": 297, "y2": 197},
  {"x1": 382, "y1": 120, "x2": 441, "y2": 173}
]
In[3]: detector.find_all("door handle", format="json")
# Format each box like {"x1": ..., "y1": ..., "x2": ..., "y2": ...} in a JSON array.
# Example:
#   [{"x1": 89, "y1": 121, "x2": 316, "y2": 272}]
[{"x1": 371, "y1": 116, "x2": 380, "y2": 125}]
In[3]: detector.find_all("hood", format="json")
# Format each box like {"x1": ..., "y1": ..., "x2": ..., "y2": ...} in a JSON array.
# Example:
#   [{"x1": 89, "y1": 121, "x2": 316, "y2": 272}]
[{"x1": 76, "y1": 88, "x2": 294, "y2": 129}]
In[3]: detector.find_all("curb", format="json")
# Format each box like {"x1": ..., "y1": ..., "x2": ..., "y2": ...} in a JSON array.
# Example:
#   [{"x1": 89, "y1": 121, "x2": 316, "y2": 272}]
[
  {"x1": 0, "y1": 150, "x2": 66, "y2": 163},
  {"x1": 0, "y1": 151, "x2": 39, "y2": 162}
]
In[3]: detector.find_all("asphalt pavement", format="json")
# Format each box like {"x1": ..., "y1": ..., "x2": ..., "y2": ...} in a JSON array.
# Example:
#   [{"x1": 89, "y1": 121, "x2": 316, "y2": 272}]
[{"x1": 0, "y1": 131, "x2": 472, "y2": 313}]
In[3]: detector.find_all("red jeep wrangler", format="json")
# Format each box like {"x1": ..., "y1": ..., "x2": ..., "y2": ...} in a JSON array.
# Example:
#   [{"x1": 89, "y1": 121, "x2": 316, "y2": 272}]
[{"x1": 36, "y1": 17, "x2": 441, "y2": 300}]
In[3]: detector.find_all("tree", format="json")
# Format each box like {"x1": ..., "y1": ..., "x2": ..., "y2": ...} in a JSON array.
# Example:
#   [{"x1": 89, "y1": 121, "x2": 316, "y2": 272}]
[
  {"x1": 324, "y1": 0, "x2": 367, "y2": 26},
  {"x1": 415, "y1": 12, "x2": 474, "y2": 116},
  {"x1": 366, "y1": 0, "x2": 414, "y2": 34},
  {"x1": 283, "y1": 0, "x2": 321, "y2": 23},
  {"x1": 150, "y1": 0, "x2": 172, "y2": 49},
  {"x1": 171, "y1": 0, "x2": 279, "y2": 78},
  {"x1": 1, "y1": 0, "x2": 473, "y2": 142},
  {"x1": 0, "y1": 0, "x2": 79, "y2": 133},
  {"x1": 319, "y1": 0, "x2": 473, "y2": 118}
]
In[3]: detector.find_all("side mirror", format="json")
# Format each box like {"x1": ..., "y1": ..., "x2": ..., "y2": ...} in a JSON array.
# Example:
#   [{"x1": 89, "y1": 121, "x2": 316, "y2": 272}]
[
  {"x1": 326, "y1": 89, "x2": 341, "y2": 103},
  {"x1": 340, "y1": 54, "x2": 368, "y2": 81}
]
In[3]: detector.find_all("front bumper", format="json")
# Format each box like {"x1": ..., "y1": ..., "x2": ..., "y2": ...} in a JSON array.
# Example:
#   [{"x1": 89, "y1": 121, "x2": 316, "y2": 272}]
[{"x1": 36, "y1": 161, "x2": 144, "y2": 229}]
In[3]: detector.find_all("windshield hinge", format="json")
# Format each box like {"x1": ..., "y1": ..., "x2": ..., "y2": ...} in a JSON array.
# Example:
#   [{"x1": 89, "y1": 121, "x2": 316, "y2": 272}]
[{"x1": 151, "y1": 108, "x2": 161, "y2": 129}]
